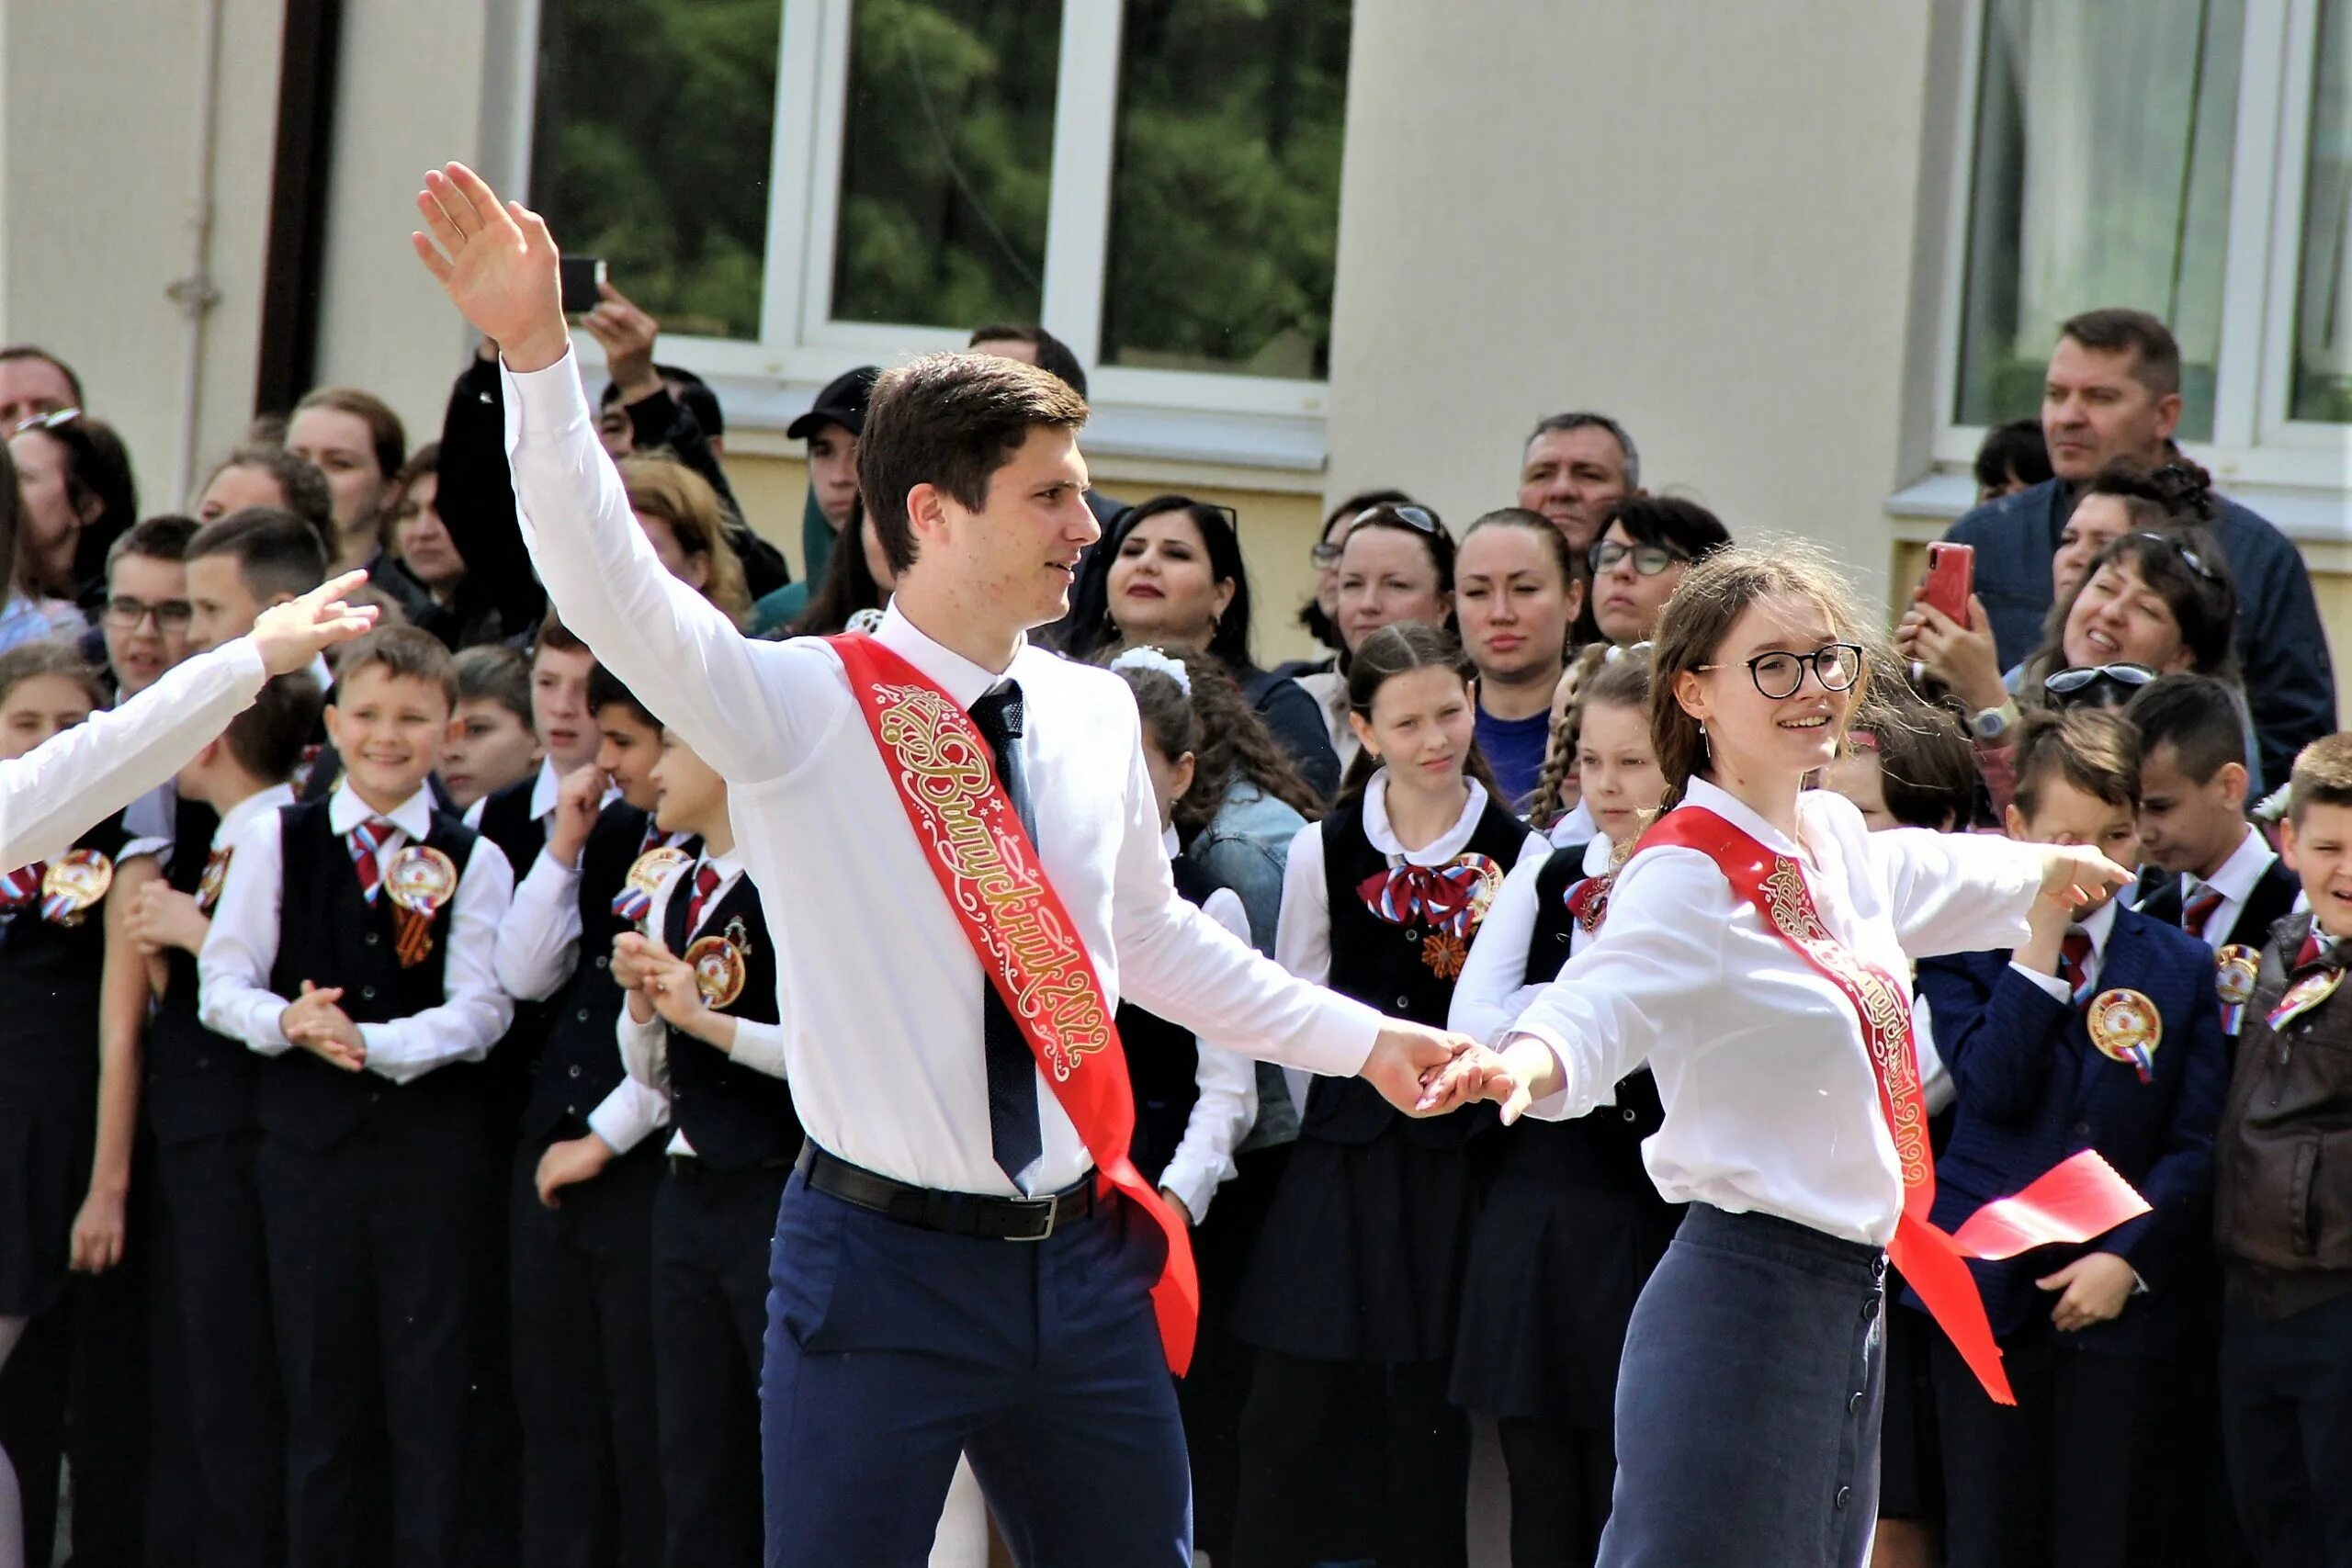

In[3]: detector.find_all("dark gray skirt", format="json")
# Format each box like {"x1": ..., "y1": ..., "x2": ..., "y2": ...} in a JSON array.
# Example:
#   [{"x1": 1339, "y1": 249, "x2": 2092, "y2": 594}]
[{"x1": 1599, "y1": 1203, "x2": 1888, "y2": 1568}]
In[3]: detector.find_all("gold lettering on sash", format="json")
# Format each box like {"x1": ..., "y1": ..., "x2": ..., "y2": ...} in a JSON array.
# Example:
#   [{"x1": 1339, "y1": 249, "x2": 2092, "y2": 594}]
[{"x1": 872, "y1": 682, "x2": 1113, "y2": 1079}]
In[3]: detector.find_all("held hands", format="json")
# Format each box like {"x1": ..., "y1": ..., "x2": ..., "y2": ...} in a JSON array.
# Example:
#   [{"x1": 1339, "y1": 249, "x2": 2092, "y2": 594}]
[
  {"x1": 1894, "y1": 593, "x2": 2007, "y2": 715},
  {"x1": 614, "y1": 932, "x2": 734, "y2": 1051},
  {"x1": 413, "y1": 164, "x2": 571, "y2": 374},
  {"x1": 2038, "y1": 1250, "x2": 2138, "y2": 1331},
  {"x1": 281, "y1": 979, "x2": 366, "y2": 1071},
  {"x1": 251, "y1": 570, "x2": 380, "y2": 677},
  {"x1": 547, "y1": 763, "x2": 606, "y2": 869},
  {"x1": 125, "y1": 880, "x2": 209, "y2": 956},
  {"x1": 535, "y1": 1133, "x2": 615, "y2": 1209},
  {"x1": 1361, "y1": 1021, "x2": 1506, "y2": 1119}
]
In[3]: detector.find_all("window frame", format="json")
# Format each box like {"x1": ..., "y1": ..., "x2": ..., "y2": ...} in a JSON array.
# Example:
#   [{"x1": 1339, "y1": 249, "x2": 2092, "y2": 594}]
[
  {"x1": 510, "y1": 0, "x2": 1340, "y2": 468},
  {"x1": 1925, "y1": 0, "x2": 2352, "y2": 499}
]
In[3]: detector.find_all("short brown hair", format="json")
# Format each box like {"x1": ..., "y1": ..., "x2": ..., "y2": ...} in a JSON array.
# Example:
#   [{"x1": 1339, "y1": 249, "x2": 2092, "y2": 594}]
[
  {"x1": 220, "y1": 671, "x2": 323, "y2": 782},
  {"x1": 331, "y1": 625, "x2": 458, "y2": 711},
  {"x1": 2059, "y1": 308, "x2": 2182, "y2": 400},
  {"x1": 292, "y1": 387, "x2": 407, "y2": 484},
  {"x1": 533, "y1": 614, "x2": 587, "y2": 662},
  {"x1": 0, "y1": 640, "x2": 107, "y2": 711},
  {"x1": 2011, "y1": 707, "x2": 2142, "y2": 819},
  {"x1": 618, "y1": 455, "x2": 750, "y2": 620},
  {"x1": 2288, "y1": 734, "x2": 2352, "y2": 826},
  {"x1": 858, "y1": 353, "x2": 1089, "y2": 577},
  {"x1": 453, "y1": 644, "x2": 531, "y2": 728},
  {"x1": 1853, "y1": 693, "x2": 1979, "y2": 830},
  {"x1": 106, "y1": 513, "x2": 200, "y2": 572},
  {"x1": 187, "y1": 506, "x2": 327, "y2": 599}
]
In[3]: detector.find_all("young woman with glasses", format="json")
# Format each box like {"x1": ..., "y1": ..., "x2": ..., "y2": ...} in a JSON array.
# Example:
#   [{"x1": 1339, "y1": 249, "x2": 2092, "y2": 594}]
[{"x1": 1442, "y1": 543, "x2": 2132, "y2": 1568}]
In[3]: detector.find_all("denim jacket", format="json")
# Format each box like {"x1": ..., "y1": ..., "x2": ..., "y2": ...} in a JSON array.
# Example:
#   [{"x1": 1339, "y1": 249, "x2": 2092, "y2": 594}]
[{"x1": 1182, "y1": 781, "x2": 1309, "y2": 1148}]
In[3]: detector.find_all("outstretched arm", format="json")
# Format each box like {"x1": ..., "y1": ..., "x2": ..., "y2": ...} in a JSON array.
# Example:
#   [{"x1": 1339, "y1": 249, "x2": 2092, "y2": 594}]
[{"x1": 412, "y1": 163, "x2": 804, "y2": 782}]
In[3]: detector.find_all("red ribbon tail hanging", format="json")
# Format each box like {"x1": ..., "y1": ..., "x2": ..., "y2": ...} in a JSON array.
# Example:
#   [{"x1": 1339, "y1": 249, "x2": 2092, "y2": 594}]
[
  {"x1": 1891, "y1": 1217, "x2": 2015, "y2": 1405},
  {"x1": 1102, "y1": 1153, "x2": 1201, "y2": 1375}
]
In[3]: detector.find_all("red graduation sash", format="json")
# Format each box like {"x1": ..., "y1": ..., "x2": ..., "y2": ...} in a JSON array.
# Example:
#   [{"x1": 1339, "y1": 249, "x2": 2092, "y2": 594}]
[
  {"x1": 1642, "y1": 807, "x2": 2151, "y2": 1405},
  {"x1": 829, "y1": 633, "x2": 1201, "y2": 1373}
]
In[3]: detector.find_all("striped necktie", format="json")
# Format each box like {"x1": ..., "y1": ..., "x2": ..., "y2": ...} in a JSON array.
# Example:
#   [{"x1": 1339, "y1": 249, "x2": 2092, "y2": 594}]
[
  {"x1": 2182, "y1": 882, "x2": 2224, "y2": 941},
  {"x1": 2060, "y1": 928, "x2": 2095, "y2": 1005},
  {"x1": 683, "y1": 861, "x2": 722, "y2": 934},
  {"x1": 0, "y1": 861, "x2": 45, "y2": 913},
  {"x1": 348, "y1": 818, "x2": 396, "y2": 905}
]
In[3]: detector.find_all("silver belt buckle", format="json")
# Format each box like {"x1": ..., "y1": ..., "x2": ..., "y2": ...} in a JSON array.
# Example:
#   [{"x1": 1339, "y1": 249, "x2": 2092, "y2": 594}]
[{"x1": 1004, "y1": 1195, "x2": 1058, "y2": 1242}]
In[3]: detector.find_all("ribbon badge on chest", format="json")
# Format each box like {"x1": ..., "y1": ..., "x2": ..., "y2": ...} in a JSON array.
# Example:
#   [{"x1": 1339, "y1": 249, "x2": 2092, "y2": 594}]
[
  {"x1": 685, "y1": 915, "x2": 751, "y2": 1010},
  {"x1": 197, "y1": 847, "x2": 233, "y2": 916},
  {"x1": 41, "y1": 850, "x2": 114, "y2": 927},
  {"x1": 614, "y1": 845, "x2": 691, "y2": 926},
  {"x1": 2214, "y1": 944, "x2": 2259, "y2": 1037},
  {"x1": 2086, "y1": 988, "x2": 2161, "y2": 1083},
  {"x1": 385, "y1": 846, "x2": 458, "y2": 968},
  {"x1": 2268, "y1": 965, "x2": 2345, "y2": 1032},
  {"x1": 1359, "y1": 852, "x2": 1503, "y2": 979}
]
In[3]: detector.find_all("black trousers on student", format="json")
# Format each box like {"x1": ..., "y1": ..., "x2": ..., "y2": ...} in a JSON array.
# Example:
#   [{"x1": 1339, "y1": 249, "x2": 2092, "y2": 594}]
[
  {"x1": 154, "y1": 1129, "x2": 283, "y2": 1568},
  {"x1": 2220, "y1": 1289, "x2": 2352, "y2": 1568},
  {"x1": 1230, "y1": 1351, "x2": 1470, "y2": 1568},
  {"x1": 650, "y1": 1160, "x2": 786, "y2": 1568},
  {"x1": 256, "y1": 1116, "x2": 484, "y2": 1568},
  {"x1": 510, "y1": 1135, "x2": 665, "y2": 1568},
  {"x1": 1497, "y1": 1417, "x2": 1618, "y2": 1568},
  {"x1": 1930, "y1": 1318, "x2": 2174, "y2": 1568}
]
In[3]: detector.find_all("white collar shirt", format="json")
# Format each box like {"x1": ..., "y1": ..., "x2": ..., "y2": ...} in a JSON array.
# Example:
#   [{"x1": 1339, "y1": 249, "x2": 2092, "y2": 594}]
[
  {"x1": 503, "y1": 349, "x2": 1381, "y2": 1196},
  {"x1": 2180, "y1": 826, "x2": 2277, "y2": 952},
  {"x1": 1506, "y1": 778, "x2": 2046, "y2": 1245}
]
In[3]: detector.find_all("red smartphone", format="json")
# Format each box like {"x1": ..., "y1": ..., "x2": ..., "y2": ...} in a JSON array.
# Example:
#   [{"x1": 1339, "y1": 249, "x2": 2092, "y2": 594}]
[{"x1": 1920, "y1": 542, "x2": 1974, "y2": 625}]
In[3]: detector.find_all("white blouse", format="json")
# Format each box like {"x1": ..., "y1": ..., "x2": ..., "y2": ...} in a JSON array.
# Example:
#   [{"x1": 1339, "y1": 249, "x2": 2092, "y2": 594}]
[
  {"x1": 1506, "y1": 778, "x2": 2045, "y2": 1247},
  {"x1": 1450, "y1": 833, "x2": 1613, "y2": 1050}
]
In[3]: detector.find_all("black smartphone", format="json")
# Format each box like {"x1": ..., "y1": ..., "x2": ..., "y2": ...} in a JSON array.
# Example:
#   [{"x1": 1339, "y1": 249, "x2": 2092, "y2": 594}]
[{"x1": 559, "y1": 256, "x2": 607, "y2": 315}]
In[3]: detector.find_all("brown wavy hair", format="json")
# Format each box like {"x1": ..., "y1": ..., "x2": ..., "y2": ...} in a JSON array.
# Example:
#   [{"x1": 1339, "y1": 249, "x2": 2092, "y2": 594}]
[{"x1": 618, "y1": 454, "x2": 751, "y2": 622}]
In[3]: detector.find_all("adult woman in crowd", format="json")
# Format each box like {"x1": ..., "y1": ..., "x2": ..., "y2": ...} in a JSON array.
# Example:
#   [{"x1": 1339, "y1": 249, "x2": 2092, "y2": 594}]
[
  {"x1": 370, "y1": 444, "x2": 509, "y2": 650},
  {"x1": 0, "y1": 442, "x2": 79, "y2": 652},
  {"x1": 192, "y1": 446, "x2": 334, "y2": 553},
  {"x1": 1283, "y1": 488, "x2": 1414, "y2": 678},
  {"x1": 1296, "y1": 501, "x2": 1458, "y2": 774},
  {"x1": 1454, "y1": 507, "x2": 1585, "y2": 807},
  {"x1": 617, "y1": 454, "x2": 752, "y2": 625},
  {"x1": 787, "y1": 496, "x2": 894, "y2": 637},
  {"x1": 288, "y1": 387, "x2": 407, "y2": 576},
  {"x1": 1586, "y1": 495, "x2": 1729, "y2": 648},
  {"x1": 8, "y1": 410, "x2": 137, "y2": 613},
  {"x1": 1086, "y1": 494, "x2": 1341, "y2": 798}
]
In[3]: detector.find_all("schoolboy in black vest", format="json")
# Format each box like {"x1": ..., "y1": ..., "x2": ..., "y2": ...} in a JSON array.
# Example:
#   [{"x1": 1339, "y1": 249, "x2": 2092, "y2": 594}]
[
  {"x1": 612, "y1": 724, "x2": 797, "y2": 1568},
  {"x1": 120, "y1": 671, "x2": 322, "y2": 1568},
  {"x1": 494, "y1": 664, "x2": 688, "y2": 1568},
  {"x1": 197, "y1": 626, "x2": 516, "y2": 1568}
]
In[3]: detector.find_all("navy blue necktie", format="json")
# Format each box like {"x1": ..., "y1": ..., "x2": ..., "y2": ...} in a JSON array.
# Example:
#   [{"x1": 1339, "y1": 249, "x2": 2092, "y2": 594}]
[{"x1": 969, "y1": 682, "x2": 1042, "y2": 1184}]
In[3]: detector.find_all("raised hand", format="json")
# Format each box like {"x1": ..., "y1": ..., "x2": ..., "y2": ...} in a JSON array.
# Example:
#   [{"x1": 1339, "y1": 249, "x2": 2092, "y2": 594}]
[
  {"x1": 412, "y1": 164, "x2": 570, "y2": 374},
  {"x1": 580, "y1": 282, "x2": 662, "y2": 403},
  {"x1": 250, "y1": 570, "x2": 379, "y2": 677},
  {"x1": 547, "y1": 763, "x2": 606, "y2": 870},
  {"x1": 2037, "y1": 843, "x2": 2134, "y2": 913}
]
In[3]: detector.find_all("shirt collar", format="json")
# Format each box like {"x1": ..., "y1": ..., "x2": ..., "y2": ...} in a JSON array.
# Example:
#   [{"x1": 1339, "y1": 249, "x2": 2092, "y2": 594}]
[
  {"x1": 1160, "y1": 824, "x2": 1181, "y2": 859},
  {"x1": 530, "y1": 757, "x2": 564, "y2": 822},
  {"x1": 328, "y1": 780, "x2": 435, "y2": 841},
  {"x1": 213, "y1": 783, "x2": 297, "y2": 848},
  {"x1": 2191, "y1": 823, "x2": 2273, "y2": 905},
  {"x1": 875, "y1": 601, "x2": 1032, "y2": 711},
  {"x1": 1688, "y1": 777, "x2": 1800, "y2": 857},
  {"x1": 305, "y1": 653, "x2": 334, "y2": 692},
  {"x1": 2076, "y1": 895, "x2": 2120, "y2": 954},
  {"x1": 696, "y1": 845, "x2": 745, "y2": 884},
  {"x1": 1581, "y1": 834, "x2": 1615, "y2": 877},
  {"x1": 1363, "y1": 769, "x2": 1492, "y2": 863}
]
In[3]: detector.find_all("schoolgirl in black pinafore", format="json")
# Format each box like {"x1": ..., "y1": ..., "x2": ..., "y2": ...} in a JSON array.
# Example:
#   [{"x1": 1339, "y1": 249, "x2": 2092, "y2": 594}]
[
  {"x1": 1228, "y1": 780, "x2": 1530, "y2": 1568},
  {"x1": 1451, "y1": 840, "x2": 1681, "y2": 1566},
  {"x1": 1116, "y1": 852, "x2": 1213, "y2": 1185},
  {"x1": 0, "y1": 813, "x2": 127, "y2": 1321}
]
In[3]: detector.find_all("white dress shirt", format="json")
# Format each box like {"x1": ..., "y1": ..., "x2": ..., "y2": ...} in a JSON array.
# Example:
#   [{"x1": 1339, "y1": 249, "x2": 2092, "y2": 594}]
[
  {"x1": 2174, "y1": 825, "x2": 2278, "y2": 952},
  {"x1": 1153, "y1": 824, "x2": 1260, "y2": 1225},
  {"x1": 1, "y1": 636, "x2": 268, "y2": 870},
  {"x1": 616, "y1": 850, "x2": 786, "y2": 1156},
  {"x1": 1544, "y1": 801, "x2": 1596, "y2": 851},
  {"x1": 463, "y1": 754, "x2": 571, "y2": 833},
  {"x1": 1451, "y1": 833, "x2": 1614, "y2": 1049},
  {"x1": 1506, "y1": 777, "x2": 2046, "y2": 1247},
  {"x1": 198, "y1": 781, "x2": 516, "y2": 1082},
  {"x1": 503, "y1": 350, "x2": 1382, "y2": 1196}
]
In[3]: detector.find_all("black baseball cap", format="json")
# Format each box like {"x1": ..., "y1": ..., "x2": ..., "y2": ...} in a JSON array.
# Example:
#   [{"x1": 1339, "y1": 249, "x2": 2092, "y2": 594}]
[{"x1": 786, "y1": 365, "x2": 880, "y2": 441}]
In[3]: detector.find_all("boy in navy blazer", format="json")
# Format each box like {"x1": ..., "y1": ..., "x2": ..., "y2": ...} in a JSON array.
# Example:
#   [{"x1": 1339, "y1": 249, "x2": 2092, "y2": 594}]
[{"x1": 1912, "y1": 709, "x2": 2227, "y2": 1568}]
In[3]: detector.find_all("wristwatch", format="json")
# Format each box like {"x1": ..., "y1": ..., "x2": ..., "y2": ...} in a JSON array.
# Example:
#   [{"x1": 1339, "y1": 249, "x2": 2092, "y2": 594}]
[{"x1": 1970, "y1": 699, "x2": 2019, "y2": 742}]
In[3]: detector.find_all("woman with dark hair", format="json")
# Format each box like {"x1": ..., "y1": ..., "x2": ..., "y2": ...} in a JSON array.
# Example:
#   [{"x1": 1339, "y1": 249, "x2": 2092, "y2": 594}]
[
  {"x1": 1088, "y1": 494, "x2": 1340, "y2": 798},
  {"x1": 1296, "y1": 502, "x2": 1458, "y2": 776},
  {"x1": 1587, "y1": 495, "x2": 1730, "y2": 647},
  {"x1": 0, "y1": 440, "x2": 65, "y2": 654},
  {"x1": 788, "y1": 496, "x2": 895, "y2": 637},
  {"x1": 1455, "y1": 507, "x2": 1587, "y2": 807},
  {"x1": 1972, "y1": 417, "x2": 2053, "y2": 503},
  {"x1": 8, "y1": 410, "x2": 138, "y2": 614}
]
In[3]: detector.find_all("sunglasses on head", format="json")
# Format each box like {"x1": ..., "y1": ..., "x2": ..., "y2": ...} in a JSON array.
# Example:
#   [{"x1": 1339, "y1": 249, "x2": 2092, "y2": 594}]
[
  {"x1": 11, "y1": 406, "x2": 80, "y2": 436},
  {"x1": 2125, "y1": 531, "x2": 2222, "y2": 585},
  {"x1": 2042, "y1": 662, "x2": 2158, "y2": 708},
  {"x1": 1349, "y1": 503, "x2": 1442, "y2": 538}
]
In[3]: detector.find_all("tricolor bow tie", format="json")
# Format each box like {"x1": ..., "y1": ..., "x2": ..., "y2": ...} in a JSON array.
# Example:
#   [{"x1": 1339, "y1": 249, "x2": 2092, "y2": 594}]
[{"x1": 1358, "y1": 861, "x2": 1486, "y2": 936}]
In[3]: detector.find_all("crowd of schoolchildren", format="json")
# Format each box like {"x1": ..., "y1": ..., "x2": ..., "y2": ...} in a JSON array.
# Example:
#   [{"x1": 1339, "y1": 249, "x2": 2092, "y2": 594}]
[{"x1": 1, "y1": 298, "x2": 2348, "y2": 1568}]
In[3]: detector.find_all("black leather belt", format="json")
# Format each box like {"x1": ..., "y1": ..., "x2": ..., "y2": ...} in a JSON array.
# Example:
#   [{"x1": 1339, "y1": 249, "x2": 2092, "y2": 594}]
[{"x1": 797, "y1": 1145, "x2": 1094, "y2": 1242}]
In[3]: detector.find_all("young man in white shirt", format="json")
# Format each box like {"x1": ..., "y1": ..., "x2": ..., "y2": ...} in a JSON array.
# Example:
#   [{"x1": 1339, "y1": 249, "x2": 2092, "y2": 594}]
[
  {"x1": 2127, "y1": 673, "x2": 2300, "y2": 953},
  {"x1": 413, "y1": 161, "x2": 1478, "y2": 1566}
]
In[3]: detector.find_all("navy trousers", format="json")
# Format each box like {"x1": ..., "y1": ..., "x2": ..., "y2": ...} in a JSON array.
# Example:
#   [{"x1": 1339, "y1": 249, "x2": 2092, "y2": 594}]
[
  {"x1": 1600, "y1": 1204, "x2": 1886, "y2": 1568},
  {"x1": 2220, "y1": 1289, "x2": 2352, "y2": 1567},
  {"x1": 760, "y1": 1167, "x2": 1190, "y2": 1568}
]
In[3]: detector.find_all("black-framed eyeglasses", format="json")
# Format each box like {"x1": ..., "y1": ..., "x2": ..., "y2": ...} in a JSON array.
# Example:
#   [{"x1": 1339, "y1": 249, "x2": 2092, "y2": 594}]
[
  {"x1": 2043, "y1": 662, "x2": 2156, "y2": 708},
  {"x1": 1310, "y1": 539, "x2": 1344, "y2": 568},
  {"x1": 1589, "y1": 538, "x2": 1690, "y2": 578},
  {"x1": 1349, "y1": 503, "x2": 1442, "y2": 538},
  {"x1": 103, "y1": 594, "x2": 194, "y2": 632},
  {"x1": 2127, "y1": 531, "x2": 2222, "y2": 584},
  {"x1": 11, "y1": 406, "x2": 80, "y2": 436},
  {"x1": 1697, "y1": 642, "x2": 1864, "y2": 700}
]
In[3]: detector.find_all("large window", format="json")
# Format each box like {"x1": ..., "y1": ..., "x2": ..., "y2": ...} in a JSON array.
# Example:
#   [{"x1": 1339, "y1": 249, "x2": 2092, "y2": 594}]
[
  {"x1": 527, "y1": 0, "x2": 1354, "y2": 434},
  {"x1": 1939, "y1": 0, "x2": 2352, "y2": 485}
]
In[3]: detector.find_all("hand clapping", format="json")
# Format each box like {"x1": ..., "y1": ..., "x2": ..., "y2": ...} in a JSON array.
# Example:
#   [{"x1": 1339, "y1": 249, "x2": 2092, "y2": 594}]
[{"x1": 280, "y1": 979, "x2": 366, "y2": 1072}]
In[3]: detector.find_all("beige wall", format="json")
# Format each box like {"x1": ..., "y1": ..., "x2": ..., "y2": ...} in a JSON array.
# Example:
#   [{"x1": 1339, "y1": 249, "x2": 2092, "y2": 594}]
[
  {"x1": 1326, "y1": 0, "x2": 1944, "y2": 610},
  {"x1": 0, "y1": 0, "x2": 288, "y2": 506}
]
